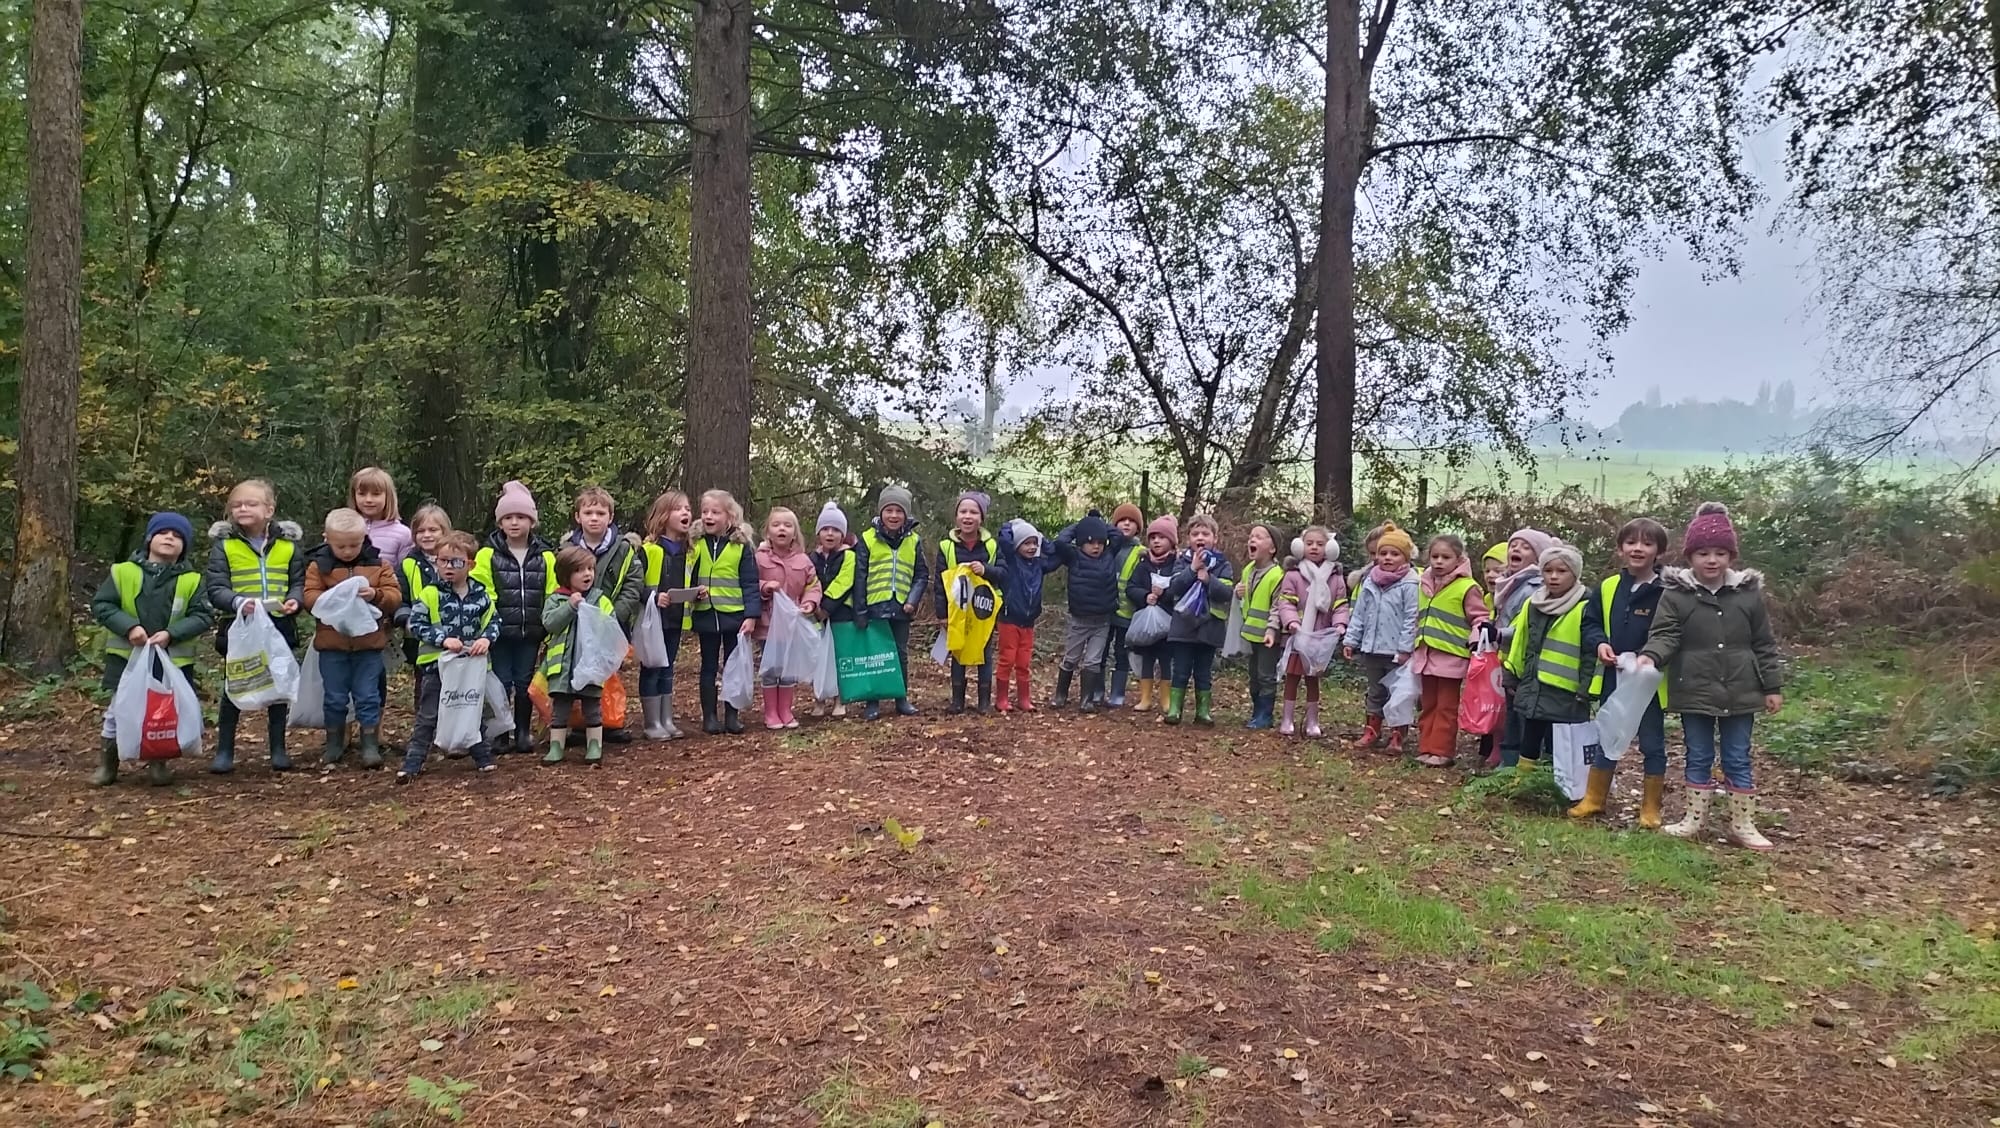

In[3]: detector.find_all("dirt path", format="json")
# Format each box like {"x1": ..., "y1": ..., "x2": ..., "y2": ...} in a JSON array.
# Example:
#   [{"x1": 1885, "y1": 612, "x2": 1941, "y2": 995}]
[{"x1": 1, "y1": 664, "x2": 1994, "y2": 1126}]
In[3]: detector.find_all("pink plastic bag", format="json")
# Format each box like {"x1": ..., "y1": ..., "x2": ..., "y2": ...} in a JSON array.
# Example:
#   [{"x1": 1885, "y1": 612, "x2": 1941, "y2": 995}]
[{"x1": 1459, "y1": 647, "x2": 1505, "y2": 736}]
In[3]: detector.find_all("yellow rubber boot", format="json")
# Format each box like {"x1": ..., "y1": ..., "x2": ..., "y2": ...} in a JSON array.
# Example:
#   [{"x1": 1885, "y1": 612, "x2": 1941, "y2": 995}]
[
  {"x1": 1135, "y1": 679, "x2": 1153, "y2": 711},
  {"x1": 1638, "y1": 775, "x2": 1666, "y2": 829},
  {"x1": 1568, "y1": 766, "x2": 1614, "y2": 819}
]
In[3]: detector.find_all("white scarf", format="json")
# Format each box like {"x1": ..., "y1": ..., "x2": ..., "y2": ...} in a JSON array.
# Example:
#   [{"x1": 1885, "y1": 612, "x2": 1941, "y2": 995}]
[
  {"x1": 1296, "y1": 559, "x2": 1338, "y2": 632},
  {"x1": 1530, "y1": 580, "x2": 1586, "y2": 618}
]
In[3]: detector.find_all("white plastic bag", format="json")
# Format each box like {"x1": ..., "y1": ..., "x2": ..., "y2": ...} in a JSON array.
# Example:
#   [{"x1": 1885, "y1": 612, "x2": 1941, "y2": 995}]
[
  {"x1": 434, "y1": 652, "x2": 489, "y2": 753},
  {"x1": 312, "y1": 575, "x2": 382, "y2": 638},
  {"x1": 633, "y1": 596, "x2": 671, "y2": 668},
  {"x1": 483, "y1": 671, "x2": 513, "y2": 742},
  {"x1": 1551, "y1": 721, "x2": 1599, "y2": 801},
  {"x1": 569, "y1": 601, "x2": 627, "y2": 690},
  {"x1": 1126, "y1": 605, "x2": 1171, "y2": 649},
  {"x1": 288, "y1": 647, "x2": 327, "y2": 729},
  {"x1": 930, "y1": 628, "x2": 951, "y2": 667},
  {"x1": 1220, "y1": 599, "x2": 1249, "y2": 658},
  {"x1": 721, "y1": 638, "x2": 756, "y2": 710},
  {"x1": 814, "y1": 621, "x2": 842, "y2": 700},
  {"x1": 1592, "y1": 654, "x2": 1662, "y2": 763},
  {"x1": 111, "y1": 644, "x2": 203, "y2": 762},
  {"x1": 1382, "y1": 662, "x2": 1421, "y2": 728},
  {"x1": 225, "y1": 601, "x2": 300, "y2": 711},
  {"x1": 1281, "y1": 627, "x2": 1342, "y2": 677},
  {"x1": 759, "y1": 593, "x2": 828, "y2": 685}
]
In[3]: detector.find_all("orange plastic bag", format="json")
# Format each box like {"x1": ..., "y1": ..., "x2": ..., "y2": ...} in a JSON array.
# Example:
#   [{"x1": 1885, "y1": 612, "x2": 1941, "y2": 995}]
[{"x1": 530, "y1": 651, "x2": 630, "y2": 729}]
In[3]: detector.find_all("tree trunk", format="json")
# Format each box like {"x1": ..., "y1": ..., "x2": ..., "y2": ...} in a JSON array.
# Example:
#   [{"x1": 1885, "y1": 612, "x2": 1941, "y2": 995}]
[
  {"x1": 684, "y1": 0, "x2": 755, "y2": 504},
  {"x1": 5, "y1": 0, "x2": 84, "y2": 674},
  {"x1": 405, "y1": 19, "x2": 479, "y2": 517},
  {"x1": 1314, "y1": 1, "x2": 1370, "y2": 524}
]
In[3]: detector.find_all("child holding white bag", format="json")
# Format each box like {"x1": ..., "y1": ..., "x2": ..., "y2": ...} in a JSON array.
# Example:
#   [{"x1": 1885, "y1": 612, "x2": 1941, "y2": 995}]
[
  {"x1": 89, "y1": 512, "x2": 215, "y2": 786},
  {"x1": 1274, "y1": 527, "x2": 1349, "y2": 737},
  {"x1": 399, "y1": 531, "x2": 498, "y2": 782}
]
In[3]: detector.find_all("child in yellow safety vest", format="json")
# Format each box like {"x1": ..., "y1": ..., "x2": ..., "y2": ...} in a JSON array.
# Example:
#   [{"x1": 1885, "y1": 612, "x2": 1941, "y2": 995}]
[
  {"x1": 1409, "y1": 534, "x2": 1491, "y2": 767},
  {"x1": 203, "y1": 478, "x2": 305, "y2": 774},
  {"x1": 1501, "y1": 541, "x2": 1605, "y2": 772},
  {"x1": 89, "y1": 512, "x2": 215, "y2": 787},
  {"x1": 687, "y1": 489, "x2": 761, "y2": 734},
  {"x1": 1236, "y1": 523, "x2": 1287, "y2": 731}
]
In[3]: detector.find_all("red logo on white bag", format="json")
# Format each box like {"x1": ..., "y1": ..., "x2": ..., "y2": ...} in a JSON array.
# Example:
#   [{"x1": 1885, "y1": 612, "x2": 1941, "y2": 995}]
[{"x1": 140, "y1": 688, "x2": 182, "y2": 760}]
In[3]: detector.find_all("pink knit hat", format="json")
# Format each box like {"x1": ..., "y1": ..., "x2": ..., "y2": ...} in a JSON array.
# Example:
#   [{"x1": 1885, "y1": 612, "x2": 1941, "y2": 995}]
[
  {"x1": 1682, "y1": 501, "x2": 1739, "y2": 558},
  {"x1": 1507, "y1": 527, "x2": 1554, "y2": 561},
  {"x1": 1147, "y1": 514, "x2": 1179, "y2": 544},
  {"x1": 495, "y1": 480, "x2": 538, "y2": 522}
]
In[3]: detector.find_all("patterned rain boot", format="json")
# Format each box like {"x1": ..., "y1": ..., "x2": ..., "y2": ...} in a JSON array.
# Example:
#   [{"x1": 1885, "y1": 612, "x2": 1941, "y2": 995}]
[
  {"x1": 1663, "y1": 786, "x2": 1715, "y2": 840},
  {"x1": 1725, "y1": 792, "x2": 1774, "y2": 852}
]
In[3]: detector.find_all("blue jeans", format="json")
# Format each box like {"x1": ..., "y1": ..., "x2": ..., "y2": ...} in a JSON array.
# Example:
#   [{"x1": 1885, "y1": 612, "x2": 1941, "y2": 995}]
[
  {"x1": 1591, "y1": 697, "x2": 1667, "y2": 776},
  {"x1": 1170, "y1": 641, "x2": 1215, "y2": 691},
  {"x1": 319, "y1": 648, "x2": 386, "y2": 730},
  {"x1": 639, "y1": 627, "x2": 680, "y2": 696},
  {"x1": 1681, "y1": 712, "x2": 1755, "y2": 792}
]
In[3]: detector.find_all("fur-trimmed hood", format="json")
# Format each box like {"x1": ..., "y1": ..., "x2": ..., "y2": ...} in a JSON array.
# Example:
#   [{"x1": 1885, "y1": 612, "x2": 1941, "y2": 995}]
[
  {"x1": 1662, "y1": 566, "x2": 1763, "y2": 593},
  {"x1": 209, "y1": 519, "x2": 303, "y2": 543}
]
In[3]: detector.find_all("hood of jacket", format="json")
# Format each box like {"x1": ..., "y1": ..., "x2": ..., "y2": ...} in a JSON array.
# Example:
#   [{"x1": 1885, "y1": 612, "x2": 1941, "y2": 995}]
[
  {"x1": 210, "y1": 519, "x2": 303, "y2": 543},
  {"x1": 1420, "y1": 554, "x2": 1473, "y2": 595},
  {"x1": 306, "y1": 539, "x2": 384, "y2": 572},
  {"x1": 1662, "y1": 566, "x2": 1763, "y2": 593},
  {"x1": 125, "y1": 548, "x2": 195, "y2": 574}
]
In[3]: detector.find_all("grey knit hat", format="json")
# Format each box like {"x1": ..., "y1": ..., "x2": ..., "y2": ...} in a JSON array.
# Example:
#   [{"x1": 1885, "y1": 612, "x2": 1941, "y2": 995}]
[{"x1": 877, "y1": 485, "x2": 914, "y2": 517}]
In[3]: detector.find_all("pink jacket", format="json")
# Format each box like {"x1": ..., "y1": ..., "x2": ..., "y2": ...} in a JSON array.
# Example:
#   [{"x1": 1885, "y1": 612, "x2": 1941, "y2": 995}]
[
  {"x1": 1276, "y1": 565, "x2": 1351, "y2": 637},
  {"x1": 754, "y1": 543, "x2": 821, "y2": 639},
  {"x1": 1407, "y1": 558, "x2": 1489, "y2": 679}
]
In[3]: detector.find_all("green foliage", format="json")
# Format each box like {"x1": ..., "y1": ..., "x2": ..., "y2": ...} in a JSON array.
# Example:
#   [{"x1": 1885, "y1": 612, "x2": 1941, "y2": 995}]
[
  {"x1": 1765, "y1": 649, "x2": 2000, "y2": 784},
  {"x1": 405, "y1": 1075, "x2": 476, "y2": 1121},
  {"x1": 2, "y1": 980, "x2": 53, "y2": 1082},
  {"x1": 1459, "y1": 761, "x2": 1572, "y2": 815}
]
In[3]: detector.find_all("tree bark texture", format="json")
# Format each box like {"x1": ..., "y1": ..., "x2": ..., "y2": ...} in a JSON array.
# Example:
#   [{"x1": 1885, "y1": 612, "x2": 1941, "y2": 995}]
[
  {"x1": 684, "y1": 0, "x2": 755, "y2": 505},
  {"x1": 1314, "y1": 0, "x2": 1371, "y2": 524},
  {"x1": 6, "y1": 0, "x2": 84, "y2": 674},
  {"x1": 405, "y1": 19, "x2": 480, "y2": 518}
]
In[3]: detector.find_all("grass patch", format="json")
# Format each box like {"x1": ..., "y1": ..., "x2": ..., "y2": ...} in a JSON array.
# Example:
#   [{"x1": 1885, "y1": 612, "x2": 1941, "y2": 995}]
[
  {"x1": 1765, "y1": 648, "x2": 1999, "y2": 783},
  {"x1": 1459, "y1": 762, "x2": 1571, "y2": 814},
  {"x1": 805, "y1": 1063, "x2": 931, "y2": 1128},
  {"x1": 1488, "y1": 815, "x2": 1730, "y2": 897},
  {"x1": 1235, "y1": 862, "x2": 1476, "y2": 957},
  {"x1": 755, "y1": 907, "x2": 837, "y2": 949}
]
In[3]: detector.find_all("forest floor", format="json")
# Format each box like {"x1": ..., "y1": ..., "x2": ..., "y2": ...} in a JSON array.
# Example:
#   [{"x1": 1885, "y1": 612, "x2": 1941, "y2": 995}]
[{"x1": 0, "y1": 658, "x2": 1995, "y2": 1127}]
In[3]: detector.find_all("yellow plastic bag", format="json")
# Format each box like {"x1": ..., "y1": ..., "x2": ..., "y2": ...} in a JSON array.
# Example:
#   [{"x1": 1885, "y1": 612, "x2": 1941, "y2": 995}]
[{"x1": 942, "y1": 564, "x2": 1001, "y2": 666}]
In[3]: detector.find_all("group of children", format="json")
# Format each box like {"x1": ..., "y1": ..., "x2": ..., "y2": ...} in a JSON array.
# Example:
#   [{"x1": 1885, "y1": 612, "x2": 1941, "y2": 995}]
[{"x1": 87, "y1": 475, "x2": 1785, "y2": 849}]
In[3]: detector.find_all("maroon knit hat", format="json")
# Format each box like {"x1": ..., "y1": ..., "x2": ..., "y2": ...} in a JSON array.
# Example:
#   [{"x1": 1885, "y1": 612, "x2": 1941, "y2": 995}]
[{"x1": 1682, "y1": 501, "x2": 1739, "y2": 558}]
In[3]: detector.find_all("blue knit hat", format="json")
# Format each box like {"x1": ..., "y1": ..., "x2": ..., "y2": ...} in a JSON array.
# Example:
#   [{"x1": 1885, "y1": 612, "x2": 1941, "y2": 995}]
[{"x1": 145, "y1": 512, "x2": 195, "y2": 558}]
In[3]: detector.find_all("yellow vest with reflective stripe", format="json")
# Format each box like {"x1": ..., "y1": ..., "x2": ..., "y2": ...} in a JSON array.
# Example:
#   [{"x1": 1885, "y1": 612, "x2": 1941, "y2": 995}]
[
  {"x1": 1416, "y1": 576, "x2": 1478, "y2": 658},
  {"x1": 413, "y1": 585, "x2": 496, "y2": 665},
  {"x1": 104, "y1": 564, "x2": 201, "y2": 667},
  {"x1": 222, "y1": 536, "x2": 293, "y2": 601},
  {"x1": 686, "y1": 538, "x2": 747, "y2": 625},
  {"x1": 1115, "y1": 544, "x2": 1142, "y2": 620},
  {"x1": 1598, "y1": 574, "x2": 1667, "y2": 707},
  {"x1": 545, "y1": 592, "x2": 615, "y2": 680},
  {"x1": 820, "y1": 549, "x2": 858, "y2": 602},
  {"x1": 1239, "y1": 563, "x2": 1285, "y2": 642},
  {"x1": 939, "y1": 533, "x2": 997, "y2": 572},
  {"x1": 1505, "y1": 603, "x2": 1597, "y2": 694},
  {"x1": 861, "y1": 528, "x2": 918, "y2": 607}
]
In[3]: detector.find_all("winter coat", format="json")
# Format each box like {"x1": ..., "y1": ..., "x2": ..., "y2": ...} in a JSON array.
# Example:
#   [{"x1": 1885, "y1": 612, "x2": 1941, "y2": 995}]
[
  {"x1": 995, "y1": 524, "x2": 1062, "y2": 627},
  {"x1": 1493, "y1": 567, "x2": 1543, "y2": 644},
  {"x1": 408, "y1": 577, "x2": 500, "y2": 653},
  {"x1": 686, "y1": 532, "x2": 763, "y2": 635},
  {"x1": 302, "y1": 540, "x2": 404, "y2": 652},
  {"x1": 1503, "y1": 595, "x2": 1607, "y2": 722},
  {"x1": 1588, "y1": 566, "x2": 1664, "y2": 698},
  {"x1": 1343, "y1": 567, "x2": 1420, "y2": 657},
  {"x1": 933, "y1": 529, "x2": 1009, "y2": 618},
  {"x1": 1164, "y1": 548, "x2": 1235, "y2": 648},
  {"x1": 474, "y1": 530, "x2": 558, "y2": 643},
  {"x1": 1051, "y1": 527, "x2": 1129, "y2": 617},
  {"x1": 91, "y1": 551, "x2": 216, "y2": 689},
  {"x1": 754, "y1": 543, "x2": 822, "y2": 641},
  {"x1": 1408, "y1": 560, "x2": 1489, "y2": 680},
  {"x1": 1123, "y1": 549, "x2": 1181, "y2": 648},
  {"x1": 540, "y1": 589, "x2": 607, "y2": 698},
  {"x1": 566, "y1": 526, "x2": 646, "y2": 631},
  {"x1": 365, "y1": 518, "x2": 414, "y2": 569},
  {"x1": 1275, "y1": 565, "x2": 1351, "y2": 637},
  {"x1": 860, "y1": 517, "x2": 929, "y2": 620},
  {"x1": 812, "y1": 543, "x2": 868, "y2": 624},
  {"x1": 1640, "y1": 567, "x2": 1783, "y2": 717}
]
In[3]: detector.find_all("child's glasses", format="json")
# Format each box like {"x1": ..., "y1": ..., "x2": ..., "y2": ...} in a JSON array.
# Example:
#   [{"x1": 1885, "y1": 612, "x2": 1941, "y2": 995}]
[{"x1": 438, "y1": 556, "x2": 468, "y2": 569}]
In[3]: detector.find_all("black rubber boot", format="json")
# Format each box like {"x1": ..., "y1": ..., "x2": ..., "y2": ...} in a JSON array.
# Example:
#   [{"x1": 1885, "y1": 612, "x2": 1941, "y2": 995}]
[
  {"x1": 701, "y1": 683, "x2": 722, "y2": 734},
  {"x1": 723, "y1": 705, "x2": 744, "y2": 734},
  {"x1": 1079, "y1": 671, "x2": 1102, "y2": 715},
  {"x1": 210, "y1": 716, "x2": 236, "y2": 774},
  {"x1": 358, "y1": 728, "x2": 383, "y2": 769},
  {"x1": 948, "y1": 668, "x2": 967, "y2": 715},
  {"x1": 1051, "y1": 668, "x2": 1073, "y2": 709},
  {"x1": 976, "y1": 672, "x2": 994, "y2": 715},
  {"x1": 268, "y1": 710, "x2": 292, "y2": 772},
  {"x1": 322, "y1": 727, "x2": 347, "y2": 766},
  {"x1": 91, "y1": 739, "x2": 118, "y2": 787}
]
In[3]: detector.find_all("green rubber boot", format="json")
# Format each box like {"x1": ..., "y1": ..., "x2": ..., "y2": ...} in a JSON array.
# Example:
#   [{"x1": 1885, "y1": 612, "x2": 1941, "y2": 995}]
[
  {"x1": 1194, "y1": 690, "x2": 1214, "y2": 727},
  {"x1": 542, "y1": 729, "x2": 567, "y2": 765},
  {"x1": 1162, "y1": 688, "x2": 1184, "y2": 725},
  {"x1": 91, "y1": 739, "x2": 118, "y2": 787}
]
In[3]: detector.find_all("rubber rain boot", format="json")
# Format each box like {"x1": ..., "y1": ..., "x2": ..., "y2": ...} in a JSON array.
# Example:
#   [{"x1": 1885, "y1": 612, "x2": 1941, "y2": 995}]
[
  {"x1": 643, "y1": 696, "x2": 671, "y2": 740},
  {"x1": 91, "y1": 739, "x2": 118, "y2": 787},
  {"x1": 268, "y1": 712, "x2": 293, "y2": 772},
  {"x1": 1051, "y1": 668, "x2": 1072, "y2": 710},
  {"x1": 1663, "y1": 787, "x2": 1714, "y2": 840},
  {"x1": 976, "y1": 673, "x2": 994, "y2": 715},
  {"x1": 948, "y1": 668, "x2": 967, "y2": 715},
  {"x1": 724, "y1": 704, "x2": 745, "y2": 734},
  {"x1": 1385, "y1": 726, "x2": 1408, "y2": 752},
  {"x1": 864, "y1": 700, "x2": 882, "y2": 721},
  {"x1": 896, "y1": 698, "x2": 918, "y2": 716},
  {"x1": 1569, "y1": 766, "x2": 1614, "y2": 819},
  {"x1": 1109, "y1": 669, "x2": 1128, "y2": 707},
  {"x1": 700, "y1": 684, "x2": 722, "y2": 735},
  {"x1": 322, "y1": 727, "x2": 347, "y2": 766},
  {"x1": 146, "y1": 758, "x2": 172, "y2": 786},
  {"x1": 1135, "y1": 679, "x2": 1154, "y2": 711},
  {"x1": 210, "y1": 722, "x2": 236, "y2": 775},
  {"x1": 1638, "y1": 775, "x2": 1666, "y2": 830},
  {"x1": 1193, "y1": 691, "x2": 1214, "y2": 727},
  {"x1": 1245, "y1": 694, "x2": 1270, "y2": 730},
  {"x1": 584, "y1": 726, "x2": 605, "y2": 764},
  {"x1": 1078, "y1": 671, "x2": 1100, "y2": 715},
  {"x1": 1304, "y1": 703, "x2": 1323, "y2": 739},
  {"x1": 1278, "y1": 699, "x2": 1295, "y2": 736},
  {"x1": 1016, "y1": 669, "x2": 1035, "y2": 713},
  {"x1": 1351, "y1": 716, "x2": 1381, "y2": 750},
  {"x1": 765, "y1": 688, "x2": 788, "y2": 730},
  {"x1": 1162, "y1": 688, "x2": 1184, "y2": 725},
  {"x1": 1724, "y1": 792, "x2": 1774, "y2": 852},
  {"x1": 358, "y1": 728, "x2": 383, "y2": 769},
  {"x1": 543, "y1": 728, "x2": 568, "y2": 765}
]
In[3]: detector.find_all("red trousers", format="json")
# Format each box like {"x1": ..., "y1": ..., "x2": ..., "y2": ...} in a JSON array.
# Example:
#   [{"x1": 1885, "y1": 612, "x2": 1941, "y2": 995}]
[
  {"x1": 995, "y1": 624, "x2": 1035, "y2": 696},
  {"x1": 1418, "y1": 675, "x2": 1462, "y2": 758}
]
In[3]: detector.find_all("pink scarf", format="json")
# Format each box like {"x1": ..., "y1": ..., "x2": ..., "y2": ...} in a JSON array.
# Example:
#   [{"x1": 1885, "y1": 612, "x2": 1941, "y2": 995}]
[{"x1": 1370, "y1": 561, "x2": 1411, "y2": 587}]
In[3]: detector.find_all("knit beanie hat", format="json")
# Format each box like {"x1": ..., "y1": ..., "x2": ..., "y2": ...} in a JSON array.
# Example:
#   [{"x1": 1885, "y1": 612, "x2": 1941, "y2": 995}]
[
  {"x1": 1110, "y1": 502, "x2": 1144, "y2": 528},
  {"x1": 1682, "y1": 501, "x2": 1740, "y2": 558},
  {"x1": 1007, "y1": 518, "x2": 1043, "y2": 548},
  {"x1": 145, "y1": 511, "x2": 195, "y2": 557},
  {"x1": 1376, "y1": 522, "x2": 1416, "y2": 560},
  {"x1": 1147, "y1": 514, "x2": 1179, "y2": 545},
  {"x1": 1076, "y1": 510, "x2": 1113, "y2": 544},
  {"x1": 1508, "y1": 527, "x2": 1554, "y2": 561},
  {"x1": 816, "y1": 501, "x2": 848, "y2": 537},
  {"x1": 877, "y1": 484, "x2": 914, "y2": 518},
  {"x1": 495, "y1": 480, "x2": 538, "y2": 522},
  {"x1": 955, "y1": 490, "x2": 990, "y2": 518},
  {"x1": 1538, "y1": 540, "x2": 1585, "y2": 579}
]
